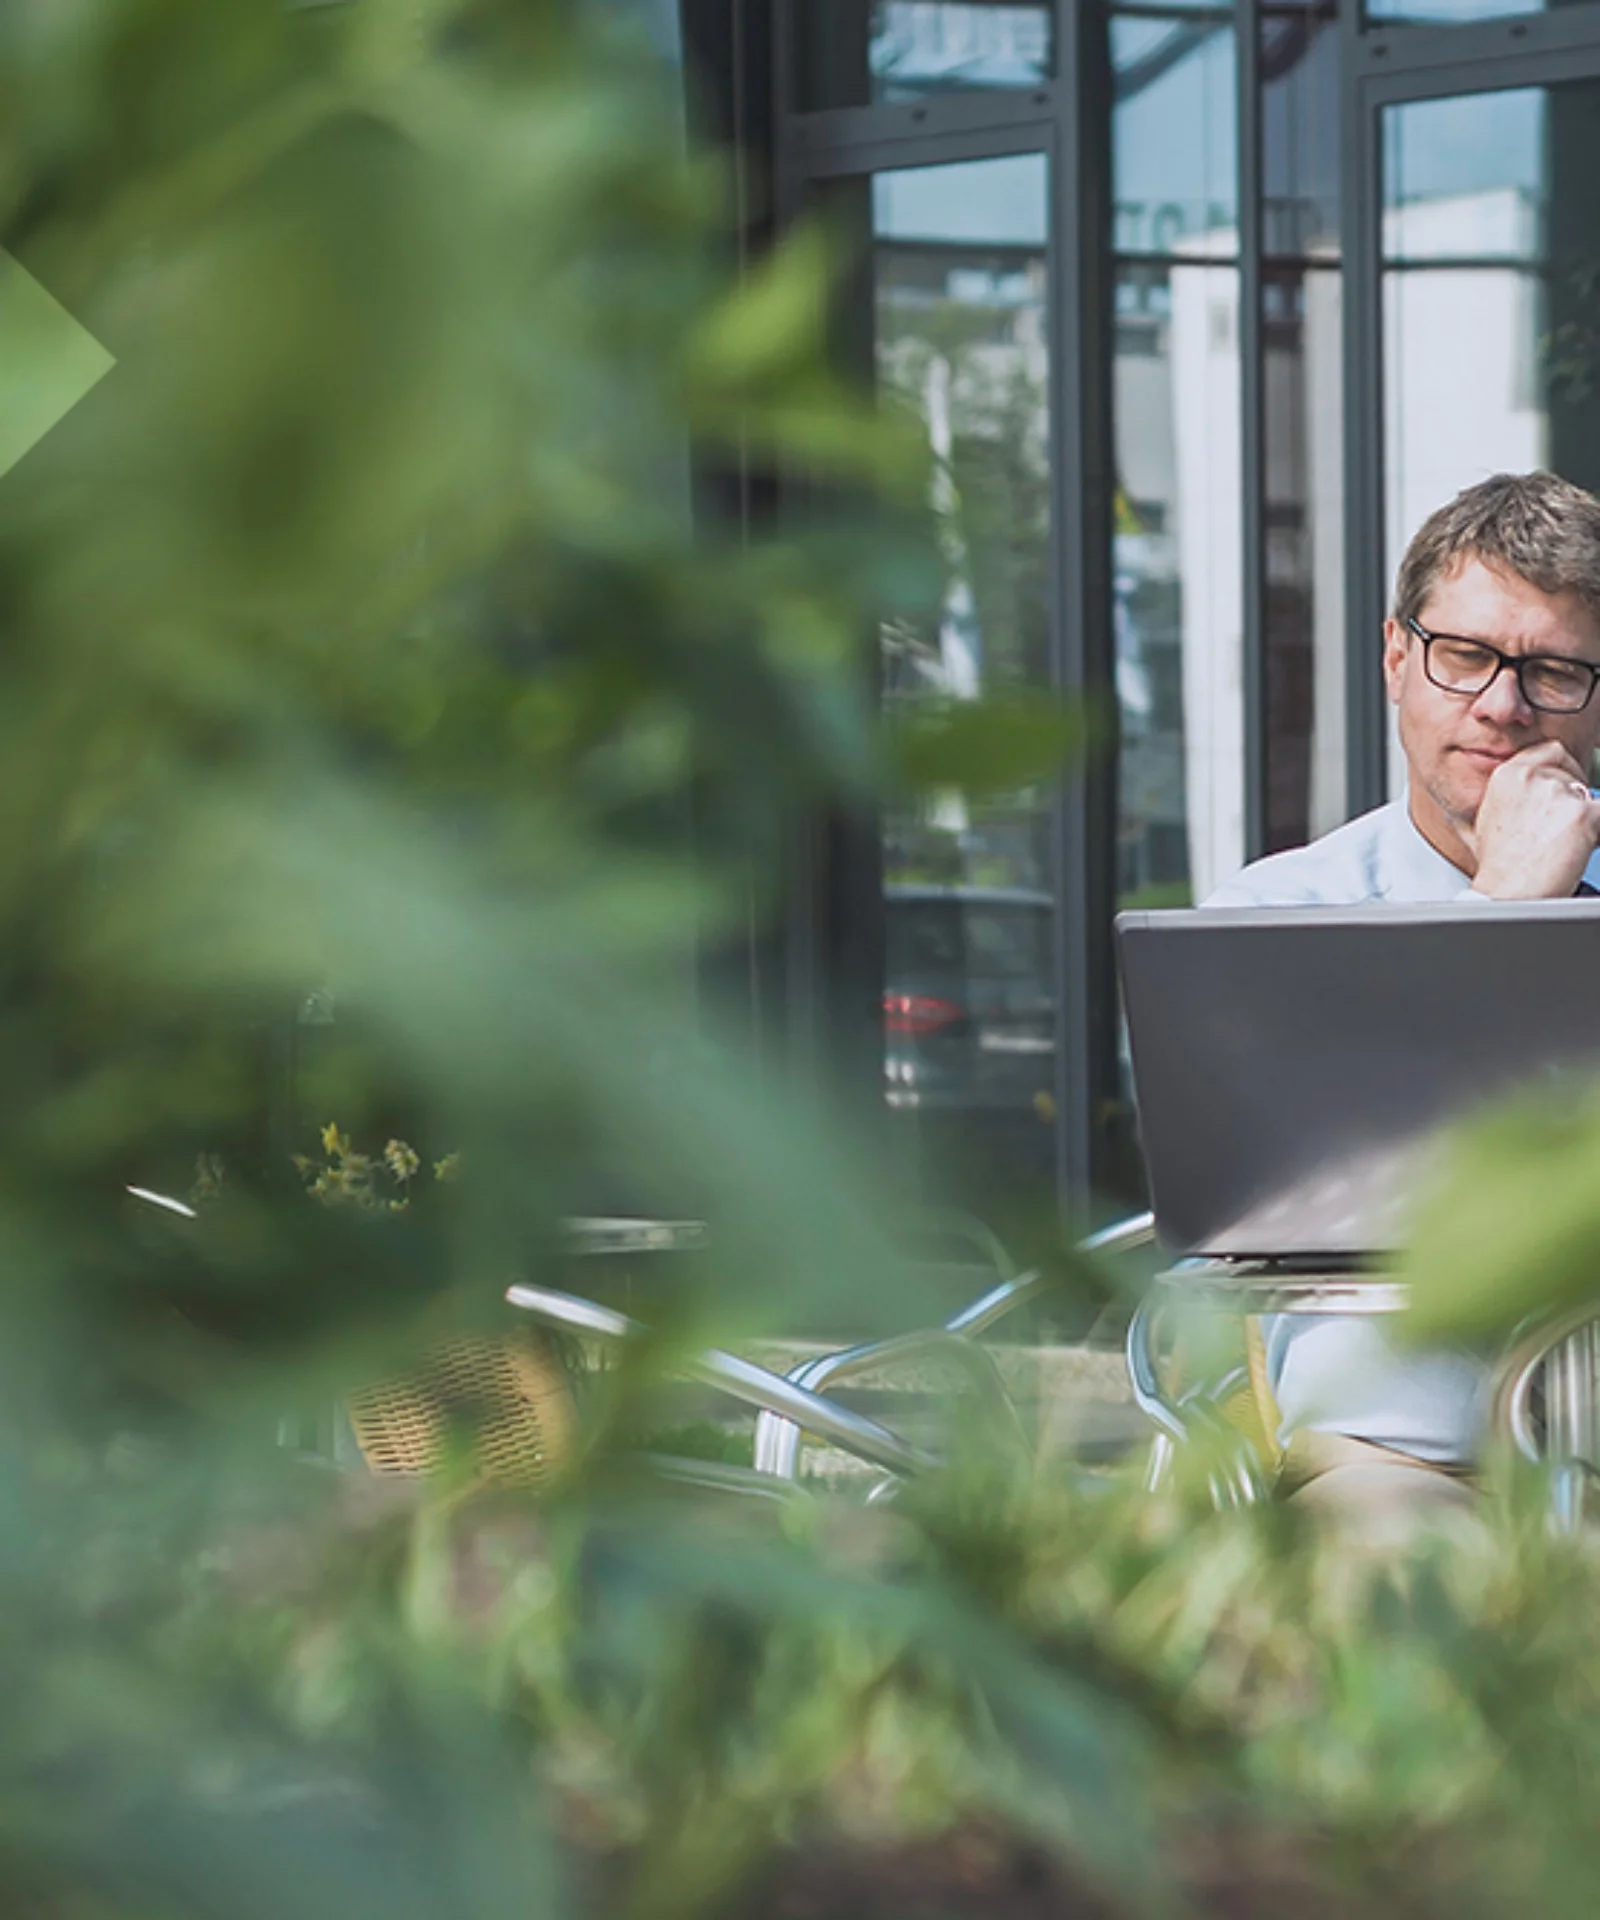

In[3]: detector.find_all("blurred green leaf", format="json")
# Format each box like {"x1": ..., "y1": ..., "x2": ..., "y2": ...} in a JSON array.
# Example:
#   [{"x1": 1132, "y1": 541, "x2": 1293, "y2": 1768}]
[
  {"x1": 9, "y1": 10, "x2": 1600, "y2": 1920},
  {"x1": 1399, "y1": 1088, "x2": 1600, "y2": 1343},
  {"x1": 889, "y1": 692, "x2": 1089, "y2": 799},
  {"x1": 682, "y1": 222, "x2": 833, "y2": 390}
]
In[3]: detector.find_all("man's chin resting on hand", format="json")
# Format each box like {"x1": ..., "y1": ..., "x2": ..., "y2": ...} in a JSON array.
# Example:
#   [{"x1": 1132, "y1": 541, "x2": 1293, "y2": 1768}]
[
  {"x1": 1464, "y1": 742, "x2": 1600, "y2": 900},
  {"x1": 1201, "y1": 470, "x2": 1600, "y2": 1520}
]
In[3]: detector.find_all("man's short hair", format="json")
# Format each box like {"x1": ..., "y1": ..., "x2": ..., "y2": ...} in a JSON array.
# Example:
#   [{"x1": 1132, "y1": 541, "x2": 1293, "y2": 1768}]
[{"x1": 1392, "y1": 470, "x2": 1600, "y2": 631}]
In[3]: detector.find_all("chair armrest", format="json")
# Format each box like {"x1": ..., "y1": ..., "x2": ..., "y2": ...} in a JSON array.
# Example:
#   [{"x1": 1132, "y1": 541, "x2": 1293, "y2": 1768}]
[
  {"x1": 1125, "y1": 1288, "x2": 1271, "y2": 1507},
  {"x1": 1079, "y1": 1210, "x2": 1158, "y2": 1259},
  {"x1": 751, "y1": 1325, "x2": 1026, "y2": 1477},
  {"x1": 939, "y1": 1213, "x2": 1155, "y2": 1342},
  {"x1": 944, "y1": 1268, "x2": 1049, "y2": 1338},
  {"x1": 1492, "y1": 1303, "x2": 1600, "y2": 1467},
  {"x1": 752, "y1": 1210, "x2": 1158, "y2": 1480},
  {"x1": 504, "y1": 1282, "x2": 936, "y2": 1480},
  {"x1": 1125, "y1": 1291, "x2": 1188, "y2": 1446}
]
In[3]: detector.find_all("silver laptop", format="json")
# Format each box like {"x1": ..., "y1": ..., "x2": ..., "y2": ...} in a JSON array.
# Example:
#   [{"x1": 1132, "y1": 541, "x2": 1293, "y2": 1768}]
[{"x1": 1116, "y1": 901, "x2": 1600, "y2": 1259}]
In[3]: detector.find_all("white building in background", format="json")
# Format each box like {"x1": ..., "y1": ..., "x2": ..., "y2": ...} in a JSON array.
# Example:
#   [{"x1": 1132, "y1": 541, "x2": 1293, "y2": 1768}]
[
  {"x1": 1383, "y1": 187, "x2": 1544, "y2": 795},
  {"x1": 1112, "y1": 234, "x2": 1248, "y2": 906},
  {"x1": 1169, "y1": 243, "x2": 1245, "y2": 904},
  {"x1": 1383, "y1": 192, "x2": 1544, "y2": 580}
]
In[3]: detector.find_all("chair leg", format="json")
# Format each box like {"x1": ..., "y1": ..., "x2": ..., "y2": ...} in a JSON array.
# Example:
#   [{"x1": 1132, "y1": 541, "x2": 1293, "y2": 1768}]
[
  {"x1": 1144, "y1": 1430, "x2": 1174, "y2": 1494},
  {"x1": 1545, "y1": 1321, "x2": 1600, "y2": 1535}
]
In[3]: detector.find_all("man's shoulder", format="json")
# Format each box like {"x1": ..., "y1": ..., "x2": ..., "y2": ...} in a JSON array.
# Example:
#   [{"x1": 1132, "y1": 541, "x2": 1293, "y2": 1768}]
[{"x1": 1201, "y1": 806, "x2": 1396, "y2": 909}]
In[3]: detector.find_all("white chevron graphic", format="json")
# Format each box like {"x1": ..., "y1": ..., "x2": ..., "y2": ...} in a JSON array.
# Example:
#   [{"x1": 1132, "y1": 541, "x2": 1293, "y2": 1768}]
[{"x1": 0, "y1": 250, "x2": 115, "y2": 480}]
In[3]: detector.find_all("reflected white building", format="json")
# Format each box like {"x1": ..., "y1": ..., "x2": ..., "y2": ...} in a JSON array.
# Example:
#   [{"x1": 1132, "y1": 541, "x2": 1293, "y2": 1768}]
[{"x1": 1383, "y1": 187, "x2": 1544, "y2": 796}]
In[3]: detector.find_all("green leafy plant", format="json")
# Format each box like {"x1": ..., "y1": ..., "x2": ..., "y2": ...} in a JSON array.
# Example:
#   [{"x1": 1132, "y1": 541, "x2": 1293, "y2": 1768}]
[
  {"x1": 293, "y1": 1122, "x2": 458, "y2": 1213},
  {"x1": 7, "y1": 6, "x2": 1600, "y2": 1920}
]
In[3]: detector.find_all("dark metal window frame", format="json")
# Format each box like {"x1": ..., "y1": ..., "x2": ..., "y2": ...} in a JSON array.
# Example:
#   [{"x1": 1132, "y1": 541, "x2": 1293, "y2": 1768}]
[
  {"x1": 1340, "y1": 0, "x2": 1600, "y2": 813},
  {"x1": 772, "y1": 0, "x2": 1114, "y2": 1209},
  {"x1": 1240, "y1": 0, "x2": 1266, "y2": 856}
]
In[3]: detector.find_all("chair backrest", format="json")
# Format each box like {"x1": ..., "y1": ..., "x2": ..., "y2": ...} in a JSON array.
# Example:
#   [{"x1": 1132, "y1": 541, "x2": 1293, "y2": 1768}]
[{"x1": 346, "y1": 1330, "x2": 578, "y2": 1486}]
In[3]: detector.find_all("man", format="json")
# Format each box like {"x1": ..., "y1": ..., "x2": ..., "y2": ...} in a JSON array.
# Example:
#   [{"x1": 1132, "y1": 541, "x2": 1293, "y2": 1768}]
[{"x1": 1205, "y1": 470, "x2": 1600, "y2": 1512}]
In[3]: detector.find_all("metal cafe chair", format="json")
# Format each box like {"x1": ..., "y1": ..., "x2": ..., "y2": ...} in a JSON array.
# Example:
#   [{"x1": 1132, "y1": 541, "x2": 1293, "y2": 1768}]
[
  {"x1": 1126, "y1": 1265, "x2": 1408, "y2": 1509},
  {"x1": 745, "y1": 1210, "x2": 1158, "y2": 1489},
  {"x1": 500, "y1": 1281, "x2": 938, "y2": 1498},
  {"x1": 117, "y1": 1191, "x2": 911, "y2": 1498},
  {"x1": 346, "y1": 1215, "x2": 939, "y2": 1500},
  {"x1": 1494, "y1": 1308, "x2": 1600, "y2": 1533},
  {"x1": 1130, "y1": 1263, "x2": 1600, "y2": 1533},
  {"x1": 117, "y1": 1179, "x2": 1148, "y2": 1498},
  {"x1": 123, "y1": 1182, "x2": 1151, "y2": 1498},
  {"x1": 494, "y1": 1210, "x2": 1158, "y2": 1500}
]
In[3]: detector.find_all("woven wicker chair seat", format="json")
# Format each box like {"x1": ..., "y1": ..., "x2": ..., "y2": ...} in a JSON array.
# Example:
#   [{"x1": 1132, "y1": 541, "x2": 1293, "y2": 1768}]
[{"x1": 347, "y1": 1331, "x2": 577, "y2": 1486}]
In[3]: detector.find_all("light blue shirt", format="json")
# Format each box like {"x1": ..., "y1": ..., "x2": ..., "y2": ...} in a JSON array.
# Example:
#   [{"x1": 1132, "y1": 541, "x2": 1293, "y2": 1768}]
[
  {"x1": 1200, "y1": 798, "x2": 1579, "y2": 1462},
  {"x1": 1207, "y1": 797, "x2": 1484, "y2": 911}
]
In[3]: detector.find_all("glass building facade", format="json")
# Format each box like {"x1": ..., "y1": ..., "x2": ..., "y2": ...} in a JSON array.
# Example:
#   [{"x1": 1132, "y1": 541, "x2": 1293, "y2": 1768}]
[{"x1": 677, "y1": 0, "x2": 1600, "y2": 1242}]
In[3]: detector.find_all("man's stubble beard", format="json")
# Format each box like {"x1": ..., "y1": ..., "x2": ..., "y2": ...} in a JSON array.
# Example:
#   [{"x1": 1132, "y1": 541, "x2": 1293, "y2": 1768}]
[
  {"x1": 1433, "y1": 765, "x2": 1481, "y2": 834},
  {"x1": 1399, "y1": 711, "x2": 1475, "y2": 834}
]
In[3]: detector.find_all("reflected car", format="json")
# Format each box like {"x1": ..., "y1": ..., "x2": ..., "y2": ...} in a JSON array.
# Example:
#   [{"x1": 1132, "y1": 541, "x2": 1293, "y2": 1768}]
[{"x1": 883, "y1": 885, "x2": 1057, "y2": 1187}]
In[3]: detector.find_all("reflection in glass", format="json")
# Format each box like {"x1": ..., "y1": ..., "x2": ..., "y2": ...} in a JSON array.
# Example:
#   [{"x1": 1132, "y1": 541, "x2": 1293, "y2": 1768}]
[
  {"x1": 1112, "y1": 14, "x2": 1237, "y2": 257},
  {"x1": 796, "y1": 0, "x2": 1050, "y2": 111},
  {"x1": 1114, "y1": 259, "x2": 1244, "y2": 906},
  {"x1": 1263, "y1": 266, "x2": 1345, "y2": 848},
  {"x1": 1262, "y1": 4, "x2": 1340, "y2": 259},
  {"x1": 1367, "y1": 0, "x2": 1536, "y2": 28},
  {"x1": 874, "y1": 154, "x2": 1047, "y2": 248},
  {"x1": 866, "y1": 155, "x2": 1058, "y2": 1231},
  {"x1": 1383, "y1": 90, "x2": 1544, "y2": 263}
]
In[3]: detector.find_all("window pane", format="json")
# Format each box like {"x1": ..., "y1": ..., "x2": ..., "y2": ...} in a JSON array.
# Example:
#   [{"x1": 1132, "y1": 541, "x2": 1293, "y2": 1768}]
[
  {"x1": 866, "y1": 155, "x2": 1060, "y2": 1236},
  {"x1": 796, "y1": 0, "x2": 1051, "y2": 111},
  {"x1": 1262, "y1": 4, "x2": 1340, "y2": 259},
  {"x1": 1112, "y1": 14, "x2": 1238, "y2": 258},
  {"x1": 873, "y1": 152, "x2": 1047, "y2": 247},
  {"x1": 1384, "y1": 90, "x2": 1545, "y2": 263},
  {"x1": 1114, "y1": 261, "x2": 1245, "y2": 907}
]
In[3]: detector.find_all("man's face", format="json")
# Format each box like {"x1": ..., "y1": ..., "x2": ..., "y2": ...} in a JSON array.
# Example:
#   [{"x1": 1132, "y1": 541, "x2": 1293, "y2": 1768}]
[{"x1": 1384, "y1": 554, "x2": 1600, "y2": 832}]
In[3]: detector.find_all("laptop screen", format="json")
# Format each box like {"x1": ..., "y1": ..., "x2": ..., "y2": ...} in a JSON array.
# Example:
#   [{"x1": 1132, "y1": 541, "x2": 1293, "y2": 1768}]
[{"x1": 1116, "y1": 902, "x2": 1600, "y2": 1259}]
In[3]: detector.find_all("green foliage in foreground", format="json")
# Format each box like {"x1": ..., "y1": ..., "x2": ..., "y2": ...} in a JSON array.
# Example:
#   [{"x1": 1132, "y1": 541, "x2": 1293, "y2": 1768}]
[
  {"x1": 3, "y1": 4, "x2": 1600, "y2": 1918},
  {"x1": 25, "y1": 1433, "x2": 1600, "y2": 1920}
]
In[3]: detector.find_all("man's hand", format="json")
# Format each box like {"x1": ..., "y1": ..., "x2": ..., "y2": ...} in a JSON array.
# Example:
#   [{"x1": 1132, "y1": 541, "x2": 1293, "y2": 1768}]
[{"x1": 1467, "y1": 741, "x2": 1600, "y2": 899}]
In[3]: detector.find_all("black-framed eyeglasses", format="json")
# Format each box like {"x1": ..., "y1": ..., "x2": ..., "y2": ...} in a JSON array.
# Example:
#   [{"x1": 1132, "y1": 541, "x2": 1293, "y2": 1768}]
[{"x1": 1406, "y1": 617, "x2": 1600, "y2": 715}]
